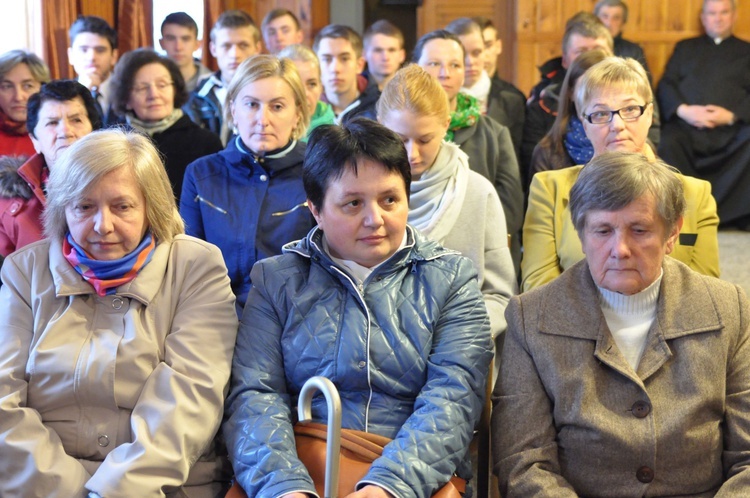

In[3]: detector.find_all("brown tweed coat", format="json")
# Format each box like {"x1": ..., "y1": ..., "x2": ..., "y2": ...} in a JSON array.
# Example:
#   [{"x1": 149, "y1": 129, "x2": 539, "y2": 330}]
[{"x1": 493, "y1": 257, "x2": 750, "y2": 497}]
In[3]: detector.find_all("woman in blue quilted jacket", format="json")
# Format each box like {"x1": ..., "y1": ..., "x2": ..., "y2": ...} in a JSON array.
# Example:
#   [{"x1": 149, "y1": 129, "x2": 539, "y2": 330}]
[{"x1": 223, "y1": 118, "x2": 493, "y2": 498}]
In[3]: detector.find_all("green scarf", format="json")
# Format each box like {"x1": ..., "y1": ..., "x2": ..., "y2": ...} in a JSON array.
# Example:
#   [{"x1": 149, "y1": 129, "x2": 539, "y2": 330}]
[{"x1": 446, "y1": 93, "x2": 480, "y2": 142}]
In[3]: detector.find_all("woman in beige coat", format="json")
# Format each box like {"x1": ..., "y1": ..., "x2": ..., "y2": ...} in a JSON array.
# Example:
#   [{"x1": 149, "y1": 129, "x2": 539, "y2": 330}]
[
  {"x1": 0, "y1": 129, "x2": 239, "y2": 497},
  {"x1": 494, "y1": 152, "x2": 750, "y2": 496}
]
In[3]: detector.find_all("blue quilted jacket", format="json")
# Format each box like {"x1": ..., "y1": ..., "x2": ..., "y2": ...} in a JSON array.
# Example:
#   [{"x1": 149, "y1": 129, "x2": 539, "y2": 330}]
[{"x1": 223, "y1": 226, "x2": 493, "y2": 498}]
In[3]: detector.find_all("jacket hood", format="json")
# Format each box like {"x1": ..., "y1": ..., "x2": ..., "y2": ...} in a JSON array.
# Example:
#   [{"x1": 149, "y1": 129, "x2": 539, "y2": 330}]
[{"x1": 0, "y1": 155, "x2": 32, "y2": 199}]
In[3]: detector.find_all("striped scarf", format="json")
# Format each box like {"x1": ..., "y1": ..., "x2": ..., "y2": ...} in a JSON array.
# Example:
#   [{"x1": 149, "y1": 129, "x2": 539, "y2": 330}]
[{"x1": 62, "y1": 232, "x2": 156, "y2": 296}]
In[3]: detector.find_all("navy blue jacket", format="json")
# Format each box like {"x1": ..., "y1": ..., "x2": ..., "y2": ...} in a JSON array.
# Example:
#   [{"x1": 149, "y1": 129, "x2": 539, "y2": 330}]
[{"x1": 180, "y1": 138, "x2": 315, "y2": 309}]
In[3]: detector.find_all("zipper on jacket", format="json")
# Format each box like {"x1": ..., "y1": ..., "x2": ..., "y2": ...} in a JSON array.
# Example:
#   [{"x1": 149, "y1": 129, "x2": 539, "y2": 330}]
[
  {"x1": 330, "y1": 265, "x2": 374, "y2": 432},
  {"x1": 410, "y1": 260, "x2": 418, "y2": 274},
  {"x1": 194, "y1": 195, "x2": 227, "y2": 214}
]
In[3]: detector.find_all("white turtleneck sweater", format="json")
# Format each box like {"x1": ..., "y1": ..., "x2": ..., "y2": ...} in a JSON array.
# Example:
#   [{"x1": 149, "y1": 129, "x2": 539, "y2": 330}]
[{"x1": 597, "y1": 270, "x2": 663, "y2": 370}]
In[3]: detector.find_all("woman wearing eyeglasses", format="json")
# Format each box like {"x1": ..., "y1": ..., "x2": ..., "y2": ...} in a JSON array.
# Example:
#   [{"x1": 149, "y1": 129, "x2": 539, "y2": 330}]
[
  {"x1": 110, "y1": 49, "x2": 223, "y2": 203},
  {"x1": 521, "y1": 57, "x2": 719, "y2": 292}
]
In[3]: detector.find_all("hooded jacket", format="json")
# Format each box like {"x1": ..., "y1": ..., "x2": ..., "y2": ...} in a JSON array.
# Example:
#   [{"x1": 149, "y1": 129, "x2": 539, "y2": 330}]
[{"x1": 224, "y1": 226, "x2": 493, "y2": 498}]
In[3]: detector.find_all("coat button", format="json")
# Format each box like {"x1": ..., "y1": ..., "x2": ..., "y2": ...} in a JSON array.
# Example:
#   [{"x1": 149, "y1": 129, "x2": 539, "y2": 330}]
[
  {"x1": 259, "y1": 174, "x2": 268, "y2": 182},
  {"x1": 98, "y1": 434, "x2": 110, "y2": 447},
  {"x1": 358, "y1": 361, "x2": 366, "y2": 369},
  {"x1": 112, "y1": 297, "x2": 124, "y2": 310},
  {"x1": 631, "y1": 400, "x2": 651, "y2": 418},
  {"x1": 636, "y1": 466, "x2": 654, "y2": 483}
]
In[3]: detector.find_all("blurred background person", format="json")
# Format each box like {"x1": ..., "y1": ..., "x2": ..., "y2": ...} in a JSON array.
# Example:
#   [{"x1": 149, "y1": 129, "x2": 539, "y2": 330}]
[
  {"x1": 0, "y1": 129, "x2": 238, "y2": 497},
  {"x1": 159, "y1": 12, "x2": 211, "y2": 92},
  {"x1": 0, "y1": 79, "x2": 100, "y2": 257},
  {"x1": 278, "y1": 44, "x2": 335, "y2": 139},
  {"x1": 522, "y1": 57, "x2": 719, "y2": 292},
  {"x1": 181, "y1": 55, "x2": 315, "y2": 312},
  {"x1": 528, "y1": 48, "x2": 609, "y2": 184},
  {"x1": 521, "y1": 13, "x2": 612, "y2": 186},
  {"x1": 110, "y1": 49, "x2": 223, "y2": 203},
  {"x1": 0, "y1": 50, "x2": 49, "y2": 157},
  {"x1": 363, "y1": 19, "x2": 406, "y2": 91},
  {"x1": 496, "y1": 152, "x2": 750, "y2": 496},
  {"x1": 377, "y1": 63, "x2": 515, "y2": 373},
  {"x1": 414, "y1": 29, "x2": 523, "y2": 272},
  {"x1": 261, "y1": 8, "x2": 304, "y2": 55},
  {"x1": 184, "y1": 10, "x2": 262, "y2": 145},
  {"x1": 594, "y1": 0, "x2": 651, "y2": 80},
  {"x1": 472, "y1": 16, "x2": 526, "y2": 161},
  {"x1": 67, "y1": 16, "x2": 118, "y2": 125}
]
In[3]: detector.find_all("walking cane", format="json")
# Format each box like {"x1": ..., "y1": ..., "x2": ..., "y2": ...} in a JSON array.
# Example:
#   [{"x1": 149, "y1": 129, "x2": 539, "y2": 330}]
[{"x1": 297, "y1": 376, "x2": 342, "y2": 498}]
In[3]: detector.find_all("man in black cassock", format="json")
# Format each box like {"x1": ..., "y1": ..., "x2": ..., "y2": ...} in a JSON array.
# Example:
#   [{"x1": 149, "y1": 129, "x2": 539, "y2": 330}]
[{"x1": 658, "y1": 0, "x2": 750, "y2": 229}]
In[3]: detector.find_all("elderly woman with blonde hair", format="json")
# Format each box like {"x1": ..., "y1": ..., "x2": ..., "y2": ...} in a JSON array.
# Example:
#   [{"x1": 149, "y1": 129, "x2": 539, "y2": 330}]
[
  {"x1": 0, "y1": 129, "x2": 238, "y2": 497},
  {"x1": 181, "y1": 54, "x2": 315, "y2": 311},
  {"x1": 495, "y1": 151, "x2": 750, "y2": 496},
  {"x1": 521, "y1": 56, "x2": 719, "y2": 292}
]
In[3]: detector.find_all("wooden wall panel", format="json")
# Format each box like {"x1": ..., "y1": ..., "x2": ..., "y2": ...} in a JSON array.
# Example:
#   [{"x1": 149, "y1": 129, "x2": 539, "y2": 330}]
[{"x1": 417, "y1": 0, "x2": 750, "y2": 97}]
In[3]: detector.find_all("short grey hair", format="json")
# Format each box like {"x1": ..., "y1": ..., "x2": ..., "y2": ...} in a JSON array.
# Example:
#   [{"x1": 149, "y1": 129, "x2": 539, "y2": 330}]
[
  {"x1": 44, "y1": 129, "x2": 184, "y2": 243},
  {"x1": 278, "y1": 44, "x2": 320, "y2": 74},
  {"x1": 569, "y1": 151, "x2": 686, "y2": 239},
  {"x1": 594, "y1": 0, "x2": 629, "y2": 24},
  {"x1": 574, "y1": 56, "x2": 652, "y2": 118}
]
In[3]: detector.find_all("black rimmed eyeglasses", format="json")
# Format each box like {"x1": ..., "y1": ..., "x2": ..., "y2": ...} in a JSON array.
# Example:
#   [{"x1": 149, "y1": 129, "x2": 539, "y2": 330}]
[{"x1": 582, "y1": 103, "x2": 652, "y2": 124}]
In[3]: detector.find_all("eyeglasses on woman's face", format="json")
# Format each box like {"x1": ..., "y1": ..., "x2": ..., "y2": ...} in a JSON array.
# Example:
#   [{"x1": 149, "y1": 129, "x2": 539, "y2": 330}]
[{"x1": 582, "y1": 103, "x2": 651, "y2": 125}]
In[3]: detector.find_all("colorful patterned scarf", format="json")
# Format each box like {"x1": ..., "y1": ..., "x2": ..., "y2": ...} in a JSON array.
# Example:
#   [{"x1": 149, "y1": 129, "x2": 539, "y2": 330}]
[
  {"x1": 62, "y1": 232, "x2": 156, "y2": 296},
  {"x1": 446, "y1": 93, "x2": 481, "y2": 142}
]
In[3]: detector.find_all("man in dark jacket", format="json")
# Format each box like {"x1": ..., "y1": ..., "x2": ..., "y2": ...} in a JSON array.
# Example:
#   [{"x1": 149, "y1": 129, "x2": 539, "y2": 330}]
[
  {"x1": 520, "y1": 13, "x2": 612, "y2": 186},
  {"x1": 183, "y1": 10, "x2": 261, "y2": 145},
  {"x1": 314, "y1": 24, "x2": 380, "y2": 123}
]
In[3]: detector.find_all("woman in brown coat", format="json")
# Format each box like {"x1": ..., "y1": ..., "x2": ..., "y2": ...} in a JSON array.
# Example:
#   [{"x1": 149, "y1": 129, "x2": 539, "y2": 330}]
[{"x1": 494, "y1": 152, "x2": 750, "y2": 497}]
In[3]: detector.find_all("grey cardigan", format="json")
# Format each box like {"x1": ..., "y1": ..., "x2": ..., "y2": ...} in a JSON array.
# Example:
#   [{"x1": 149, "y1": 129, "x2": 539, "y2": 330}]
[{"x1": 493, "y1": 257, "x2": 750, "y2": 497}]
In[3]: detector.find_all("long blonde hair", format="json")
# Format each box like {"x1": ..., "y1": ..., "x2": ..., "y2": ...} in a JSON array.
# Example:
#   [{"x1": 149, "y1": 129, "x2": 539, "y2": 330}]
[{"x1": 376, "y1": 63, "x2": 450, "y2": 123}]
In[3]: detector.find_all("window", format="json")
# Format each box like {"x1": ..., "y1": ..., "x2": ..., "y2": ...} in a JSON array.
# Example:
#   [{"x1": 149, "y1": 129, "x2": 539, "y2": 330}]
[{"x1": 0, "y1": 0, "x2": 43, "y2": 55}]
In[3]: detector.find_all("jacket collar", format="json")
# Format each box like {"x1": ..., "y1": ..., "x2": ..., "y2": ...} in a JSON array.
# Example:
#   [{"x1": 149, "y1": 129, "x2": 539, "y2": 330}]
[
  {"x1": 48, "y1": 236, "x2": 171, "y2": 305},
  {"x1": 221, "y1": 136, "x2": 306, "y2": 174},
  {"x1": 538, "y1": 258, "x2": 723, "y2": 381},
  {"x1": 284, "y1": 225, "x2": 456, "y2": 274}
]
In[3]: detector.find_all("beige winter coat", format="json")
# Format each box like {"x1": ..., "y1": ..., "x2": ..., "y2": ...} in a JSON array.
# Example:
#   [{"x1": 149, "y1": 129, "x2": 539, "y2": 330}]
[{"x1": 0, "y1": 235, "x2": 238, "y2": 498}]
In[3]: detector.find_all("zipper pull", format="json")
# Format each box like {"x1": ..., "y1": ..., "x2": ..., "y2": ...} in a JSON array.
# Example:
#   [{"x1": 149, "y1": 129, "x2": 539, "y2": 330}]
[{"x1": 411, "y1": 260, "x2": 417, "y2": 274}]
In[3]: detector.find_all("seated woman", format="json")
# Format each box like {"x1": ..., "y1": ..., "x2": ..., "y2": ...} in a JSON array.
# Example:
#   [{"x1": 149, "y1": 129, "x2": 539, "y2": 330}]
[
  {"x1": 522, "y1": 57, "x2": 719, "y2": 292},
  {"x1": 528, "y1": 49, "x2": 609, "y2": 184},
  {"x1": 224, "y1": 118, "x2": 493, "y2": 498},
  {"x1": 181, "y1": 55, "x2": 315, "y2": 311},
  {"x1": 110, "y1": 48, "x2": 223, "y2": 202},
  {"x1": 278, "y1": 44, "x2": 335, "y2": 140},
  {"x1": 412, "y1": 30, "x2": 523, "y2": 271},
  {"x1": 0, "y1": 79, "x2": 101, "y2": 256},
  {"x1": 0, "y1": 129, "x2": 238, "y2": 496},
  {"x1": 494, "y1": 151, "x2": 750, "y2": 496},
  {"x1": 377, "y1": 63, "x2": 515, "y2": 364},
  {"x1": 0, "y1": 50, "x2": 49, "y2": 157}
]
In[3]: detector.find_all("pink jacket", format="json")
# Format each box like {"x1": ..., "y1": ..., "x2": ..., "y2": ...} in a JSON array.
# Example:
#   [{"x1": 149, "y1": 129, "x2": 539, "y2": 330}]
[{"x1": 0, "y1": 153, "x2": 46, "y2": 256}]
